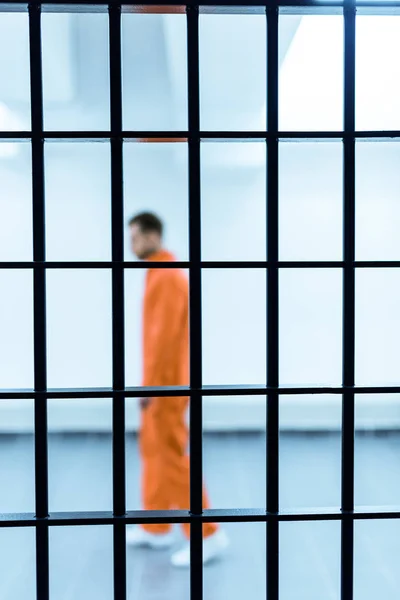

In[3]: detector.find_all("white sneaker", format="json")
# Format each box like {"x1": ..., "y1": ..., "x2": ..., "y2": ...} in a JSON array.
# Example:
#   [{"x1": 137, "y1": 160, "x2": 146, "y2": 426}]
[
  {"x1": 171, "y1": 529, "x2": 229, "y2": 568},
  {"x1": 126, "y1": 526, "x2": 175, "y2": 549}
]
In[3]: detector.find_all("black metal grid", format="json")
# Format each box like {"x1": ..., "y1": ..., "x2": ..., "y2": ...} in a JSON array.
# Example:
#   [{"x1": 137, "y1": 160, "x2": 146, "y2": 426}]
[{"x1": 0, "y1": 1, "x2": 399, "y2": 599}]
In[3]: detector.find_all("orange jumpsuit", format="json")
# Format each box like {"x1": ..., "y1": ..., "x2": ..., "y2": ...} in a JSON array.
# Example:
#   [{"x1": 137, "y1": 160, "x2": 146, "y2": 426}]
[{"x1": 140, "y1": 249, "x2": 217, "y2": 539}]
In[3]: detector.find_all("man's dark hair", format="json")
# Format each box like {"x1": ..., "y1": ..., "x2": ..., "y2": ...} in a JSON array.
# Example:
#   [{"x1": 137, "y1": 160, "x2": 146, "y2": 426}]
[{"x1": 129, "y1": 212, "x2": 163, "y2": 236}]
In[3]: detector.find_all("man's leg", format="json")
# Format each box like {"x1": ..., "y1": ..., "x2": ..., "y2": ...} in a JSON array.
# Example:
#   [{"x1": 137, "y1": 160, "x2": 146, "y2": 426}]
[
  {"x1": 139, "y1": 402, "x2": 172, "y2": 534},
  {"x1": 155, "y1": 397, "x2": 218, "y2": 539},
  {"x1": 176, "y1": 455, "x2": 218, "y2": 540}
]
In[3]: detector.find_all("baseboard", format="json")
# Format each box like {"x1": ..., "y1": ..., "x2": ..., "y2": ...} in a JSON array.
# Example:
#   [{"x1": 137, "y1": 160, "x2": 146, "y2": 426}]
[{"x1": 0, "y1": 395, "x2": 400, "y2": 433}]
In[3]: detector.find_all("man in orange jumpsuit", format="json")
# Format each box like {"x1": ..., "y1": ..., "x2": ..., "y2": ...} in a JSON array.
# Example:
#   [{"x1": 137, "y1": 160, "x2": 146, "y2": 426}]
[{"x1": 126, "y1": 212, "x2": 229, "y2": 567}]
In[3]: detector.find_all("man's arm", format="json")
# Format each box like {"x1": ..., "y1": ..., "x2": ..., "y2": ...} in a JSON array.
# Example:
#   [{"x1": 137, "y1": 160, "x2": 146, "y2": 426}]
[{"x1": 143, "y1": 273, "x2": 186, "y2": 388}]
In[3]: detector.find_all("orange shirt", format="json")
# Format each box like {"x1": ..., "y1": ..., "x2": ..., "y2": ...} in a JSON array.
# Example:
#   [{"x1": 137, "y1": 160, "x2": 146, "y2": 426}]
[{"x1": 142, "y1": 250, "x2": 189, "y2": 387}]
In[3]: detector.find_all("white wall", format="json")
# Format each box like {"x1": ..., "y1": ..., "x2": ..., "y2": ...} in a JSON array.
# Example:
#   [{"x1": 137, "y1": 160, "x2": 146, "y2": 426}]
[
  {"x1": 1, "y1": 12, "x2": 400, "y2": 431},
  {"x1": 1, "y1": 139, "x2": 400, "y2": 431}
]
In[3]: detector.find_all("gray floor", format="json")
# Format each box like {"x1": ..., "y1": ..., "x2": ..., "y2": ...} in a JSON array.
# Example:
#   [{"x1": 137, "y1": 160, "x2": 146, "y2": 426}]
[{"x1": 0, "y1": 431, "x2": 400, "y2": 599}]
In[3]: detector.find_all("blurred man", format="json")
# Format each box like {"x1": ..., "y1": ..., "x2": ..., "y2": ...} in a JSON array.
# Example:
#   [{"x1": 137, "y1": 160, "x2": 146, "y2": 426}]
[{"x1": 126, "y1": 212, "x2": 229, "y2": 567}]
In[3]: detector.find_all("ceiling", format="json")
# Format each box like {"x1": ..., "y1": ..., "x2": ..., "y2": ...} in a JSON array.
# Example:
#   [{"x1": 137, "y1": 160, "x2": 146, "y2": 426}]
[{"x1": 0, "y1": 12, "x2": 300, "y2": 165}]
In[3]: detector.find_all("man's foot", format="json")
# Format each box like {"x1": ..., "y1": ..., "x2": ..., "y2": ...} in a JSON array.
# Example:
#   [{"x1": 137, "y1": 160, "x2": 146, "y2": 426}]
[
  {"x1": 126, "y1": 526, "x2": 175, "y2": 549},
  {"x1": 170, "y1": 529, "x2": 229, "y2": 568}
]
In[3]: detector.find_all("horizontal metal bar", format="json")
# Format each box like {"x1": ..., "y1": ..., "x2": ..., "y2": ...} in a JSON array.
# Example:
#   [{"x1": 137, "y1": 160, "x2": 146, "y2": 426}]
[
  {"x1": 2, "y1": 0, "x2": 400, "y2": 9},
  {"x1": 353, "y1": 261, "x2": 400, "y2": 268},
  {"x1": 2, "y1": 507, "x2": 400, "y2": 528},
  {"x1": 0, "y1": 261, "x2": 190, "y2": 269},
  {"x1": 3, "y1": 261, "x2": 400, "y2": 270},
  {"x1": 3, "y1": 384, "x2": 400, "y2": 400},
  {"x1": 2, "y1": 130, "x2": 400, "y2": 140}
]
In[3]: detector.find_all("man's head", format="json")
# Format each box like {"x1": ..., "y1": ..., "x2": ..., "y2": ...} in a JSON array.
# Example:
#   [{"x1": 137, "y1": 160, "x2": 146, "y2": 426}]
[{"x1": 128, "y1": 212, "x2": 163, "y2": 260}]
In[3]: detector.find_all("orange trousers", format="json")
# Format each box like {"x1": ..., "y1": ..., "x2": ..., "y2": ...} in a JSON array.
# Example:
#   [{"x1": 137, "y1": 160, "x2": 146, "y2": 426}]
[{"x1": 139, "y1": 396, "x2": 218, "y2": 539}]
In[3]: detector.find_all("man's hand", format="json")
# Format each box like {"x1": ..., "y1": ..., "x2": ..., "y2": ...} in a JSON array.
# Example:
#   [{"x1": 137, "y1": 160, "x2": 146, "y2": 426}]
[{"x1": 140, "y1": 398, "x2": 152, "y2": 410}]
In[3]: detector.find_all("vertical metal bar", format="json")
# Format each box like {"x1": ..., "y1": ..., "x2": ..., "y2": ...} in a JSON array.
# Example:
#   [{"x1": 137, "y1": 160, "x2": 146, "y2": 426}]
[
  {"x1": 342, "y1": 4, "x2": 356, "y2": 600},
  {"x1": 109, "y1": 3, "x2": 126, "y2": 599},
  {"x1": 29, "y1": 3, "x2": 49, "y2": 600},
  {"x1": 267, "y1": 4, "x2": 279, "y2": 600},
  {"x1": 187, "y1": 5, "x2": 203, "y2": 599}
]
